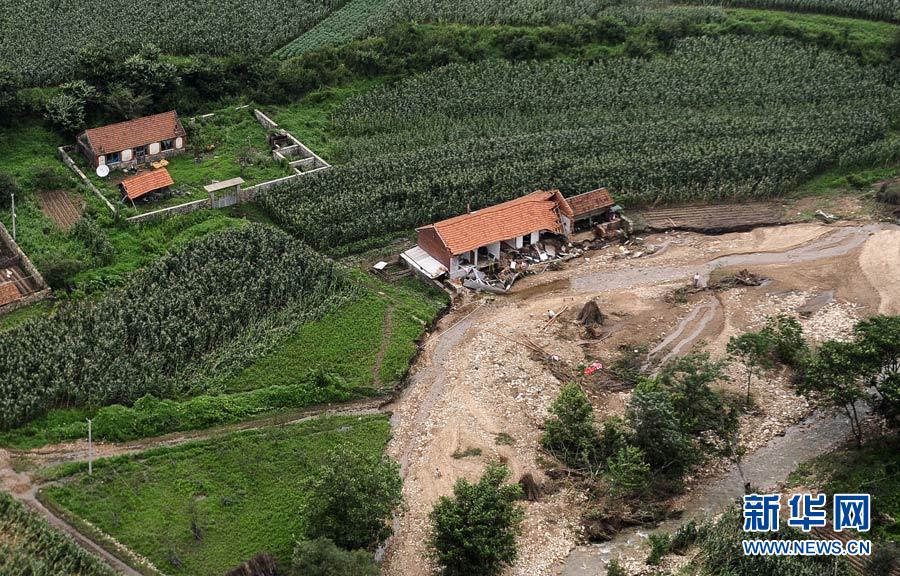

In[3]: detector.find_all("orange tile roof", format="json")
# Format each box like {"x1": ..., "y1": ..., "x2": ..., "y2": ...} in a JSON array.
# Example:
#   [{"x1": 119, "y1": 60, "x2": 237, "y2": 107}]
[
  {"x1": 120, "y1": 168, "x2": 174, "y2": 200},
  {"x1": 420, "y1": 190, "x2": 571, "y2": 256},
  {"x1": 82, "y1": 111, "x2": 185, "y2": 156},
  {"x1": 0, "y1": 281, "x2": 21, "y2": 307},
  {"x1": 566, "y1": 188, "x2": 614, "y2": 217}
]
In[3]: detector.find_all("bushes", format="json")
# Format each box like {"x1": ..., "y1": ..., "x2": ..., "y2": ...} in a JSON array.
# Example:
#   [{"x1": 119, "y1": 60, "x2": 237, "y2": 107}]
[
  {"x1": 71, "y1": 216, "x2": 115, "y2": 265},
  {"x1": 542, "y1": 352, "x2": 735, "y2": 490},
  {"x1": 428, "y1": 463, "x2": 524, "y2": 576},
  {"x1": 291, "y1": 538, "x2": 378, "y2": 576},
  {"x1": 694, "y1": 505, "x2": 853, "y2": 576},
  {"x1": 304, "y1": 444, "x2": 402, "y2": 550},
  {"x1": 92, "y1": 370, "x2": 354, "y2": 441}
]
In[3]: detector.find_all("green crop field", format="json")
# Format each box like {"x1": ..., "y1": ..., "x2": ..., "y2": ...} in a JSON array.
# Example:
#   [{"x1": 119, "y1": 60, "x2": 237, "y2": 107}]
[
  {"x1": 274, "y1": 0, "x2": 899, "y2": 55},
  {"x1": 42, "y1": 414, "x2": 392, "y2": 575},
  {"x1": 0, "y1": 0, "x2": 350, "y2": 84},
  {"x1": 0, "y1": 492, "x2": 116, "y2": 576},
  {"x1": 260, "y1": 35, "x2": 899, "y2": 253},
  {"x1": 0, "y1": 224, "x2": 356, "y2": 430}
]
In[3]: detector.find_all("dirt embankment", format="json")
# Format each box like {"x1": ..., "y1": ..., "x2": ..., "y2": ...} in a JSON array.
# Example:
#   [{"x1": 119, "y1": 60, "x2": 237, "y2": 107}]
[{"x1": 383, "y1": 222, "x2": 899, "y2": 576}]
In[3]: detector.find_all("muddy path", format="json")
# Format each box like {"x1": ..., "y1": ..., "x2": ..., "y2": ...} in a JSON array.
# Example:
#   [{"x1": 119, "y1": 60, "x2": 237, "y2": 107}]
[
  {"x1": 561, "y1": 409, "x2": 854, "y2": 575},
  {"x1": 573, "y1": 223, "x2": 887, "y2": 293}
]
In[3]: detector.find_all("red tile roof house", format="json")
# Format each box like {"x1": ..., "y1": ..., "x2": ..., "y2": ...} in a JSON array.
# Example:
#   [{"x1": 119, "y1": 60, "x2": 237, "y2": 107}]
[
  {"x1": 76, "y1": 111, "x2": 187, "y2": 171},
  {"x1": 404, "y1": 190, "x2": 576, "y2": 280}
]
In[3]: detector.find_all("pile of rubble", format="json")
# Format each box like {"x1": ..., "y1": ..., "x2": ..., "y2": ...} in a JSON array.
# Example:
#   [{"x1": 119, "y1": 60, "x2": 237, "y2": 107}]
[{"x1": 460, "y1": 237, "x2": 585, "y2": 293}]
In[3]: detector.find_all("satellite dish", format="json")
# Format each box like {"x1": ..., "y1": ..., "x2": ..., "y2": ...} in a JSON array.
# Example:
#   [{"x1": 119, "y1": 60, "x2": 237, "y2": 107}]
[{"x1": 96, "y1": 165, "x2": 110, "y2": 178}]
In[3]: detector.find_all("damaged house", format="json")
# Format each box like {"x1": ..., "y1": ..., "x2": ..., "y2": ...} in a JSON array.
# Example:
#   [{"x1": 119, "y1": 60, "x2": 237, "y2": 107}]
[
  {"x1": 402, "y1": 190, "x2": 575, "y2": 280},
  {"x1": 402, "y1": 187, "x2": 622, "y2": 287}
]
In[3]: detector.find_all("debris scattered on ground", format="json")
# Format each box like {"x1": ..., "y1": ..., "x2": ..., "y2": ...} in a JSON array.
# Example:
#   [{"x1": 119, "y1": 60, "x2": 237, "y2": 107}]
[
  {"x1": 711, "y1": 268, "x2": 766, "y2": 289},
  {"x1": 814, "y1": 209, "x2": 838, "y2": 223}
]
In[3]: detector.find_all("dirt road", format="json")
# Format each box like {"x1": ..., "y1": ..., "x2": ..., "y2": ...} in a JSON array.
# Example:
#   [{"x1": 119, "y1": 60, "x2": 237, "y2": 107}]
[{"x1": 382, "y1": 222, "x2": 899, "y2": 576}]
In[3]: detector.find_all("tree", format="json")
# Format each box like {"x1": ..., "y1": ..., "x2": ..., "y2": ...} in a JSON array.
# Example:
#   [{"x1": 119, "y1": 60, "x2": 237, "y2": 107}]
[
  {"x1": 801, "y1": 341, "x2": 871, "y2": 448},
  {"x1": 853, "y1": 315, "x2": 900, "y2": 426},
  {"x1": 657, "y1": 352, "x2": 734, "y2": 438},
  {"x1": 727, "y1": 331, "x2": 774, "y2": 407},
  {"x1": 0, "y1": 172, "x2": 20, "y2": 209},
  {"x1": 765, "y1": 314, "x2": 809, "y2": 367},
  {"x1": 604, "y1": 445, "x2": 651, "y2": 498},
  {"x1": 304, "y1": 446, "x2": 402, "y2": 550},
  {"x1": 0, "y1": 66, "x2": 22, "y2": 125},
  {"x1": 43, "y1": 81, "x2": 97, "y2": 134},
  {"x1": 428, "y1": 463, "x2": 524, "y2": 576},
  {"x1": 626, "y1": 380, "x2": 693, "y2": 479},
  {"x1": 291, "y1": 538, "x2": 378, "y2": 576},
  {"x1": 541, "y1": 383, "x2": 601, "y2": 473},
  {"x1": 105, "y1": 84, "x2": 151, "y2": 120}
]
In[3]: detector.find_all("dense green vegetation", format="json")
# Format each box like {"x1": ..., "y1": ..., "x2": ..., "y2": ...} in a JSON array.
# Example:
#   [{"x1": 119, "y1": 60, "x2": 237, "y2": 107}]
[
  {"x1": 0, "y1": 0, "x2": 349, "y2": 84},
  {"x1": 689, "y1": 506, "x2": 854, "y2": 575},
  {"x1": 278, "y1": 0, "x2": 899, "y2": 53},
  {"x1": 262, "y1": 35, "x2": 898, "y2": 252},
  {"x1": 43, "y1": 414, "x2": 392, "y2": 575},
  {"x1": 789, "y1": 435, "x2": 900, "y2": 543},
  {"x1": 0, "y1": 492, "x2": 117, "y2": 576},
  {"x1": 0, "y1": 224, "x2": 356, "y2": 429}
]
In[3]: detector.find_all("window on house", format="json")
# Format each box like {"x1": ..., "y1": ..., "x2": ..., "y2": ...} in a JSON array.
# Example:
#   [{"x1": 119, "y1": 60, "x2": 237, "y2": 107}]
[
  {"x1": 134, "y1": 145, "x2": 148, "y2": 156},
  {"x1": 107, "y1": 151, "x2": 121, "y2": 164},
  {"x1": 161, "y1": 139, "x2": 173, "y2": 151}
]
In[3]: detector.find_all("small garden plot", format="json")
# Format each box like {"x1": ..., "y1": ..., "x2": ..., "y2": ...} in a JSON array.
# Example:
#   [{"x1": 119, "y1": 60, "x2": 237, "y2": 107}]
[
  {"x1": 42, "y1": 414, "x2": 391, "y2": 576},
  {"x1": 35, "y1": 189, "x2": 84, "y2": 230},
  {"x1": 79, "y1": 107, "x2": 293, "y2": 215}
]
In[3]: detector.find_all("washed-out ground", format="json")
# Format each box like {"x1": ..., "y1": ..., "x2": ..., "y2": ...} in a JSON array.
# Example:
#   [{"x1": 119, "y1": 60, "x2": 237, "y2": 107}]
[{"x1": 383, "y1": 221, "x2": 900, "y2": 576}]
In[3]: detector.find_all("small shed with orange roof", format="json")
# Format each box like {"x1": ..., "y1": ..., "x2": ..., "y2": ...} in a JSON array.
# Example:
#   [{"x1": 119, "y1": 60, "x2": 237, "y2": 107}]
[{"x1": 120, "y1": 168, "x2": 175, "y2": 203}]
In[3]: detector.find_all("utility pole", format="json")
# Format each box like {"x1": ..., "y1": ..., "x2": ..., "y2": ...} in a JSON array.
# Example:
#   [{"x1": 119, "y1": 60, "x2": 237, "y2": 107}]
[
  {"x1": 10, "y1": 191, "x2": 15, "y2": 240},
  {"x1": 87, "y1": 418, "x2": 93, "y2": 475}
]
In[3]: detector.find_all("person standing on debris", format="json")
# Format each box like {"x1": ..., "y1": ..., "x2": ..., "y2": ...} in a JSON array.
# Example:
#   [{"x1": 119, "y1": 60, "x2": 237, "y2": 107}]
[{"x1": 693, "y1": 272, "x2": 701, "y2": 289}]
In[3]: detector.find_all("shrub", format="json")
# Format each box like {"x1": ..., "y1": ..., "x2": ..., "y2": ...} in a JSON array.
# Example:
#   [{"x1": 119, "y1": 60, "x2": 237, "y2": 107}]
[
  {"x1": 877, "y1": 181, "x2": 900, "y2": 205},
  {"x1": 606, "y1": 559, "x2": 628, "y2": 576},
  {"x1": 727, "y1": 330, "x2": 775, "y2": 406},
  {"x1": 92, "y1": 371, "x2": 353, "y2": 442},
  {"x1": 39, "y1": 255, "x2": 86, "y2": 290},
  {"x1": 428, "y1": 463, "x2": 524, "y2": 576},
  {"x1": 304, "y1": 445, "x2": 402, "y2": 550},
  {"x1": 646, "y1": 532, "x2": 670, "y2": 566},
  {"x1": 597, "y1": 416, "x2": 628, "y2": 461},
  {"x1": 71, "y1": 217, "x2": 115, "y2": 265},
  {"x1": 32, "y1": 167, "x2": 71, "y2": 192},
  {"x1": 541, "y1": 383, "x2": 601, "y2": 472},
  {"x1": 0, "y1": 172, "x2": 19, "y2": 209},
  {"x1": 604, "y1": 445, "x2": 651, "y2": 498},
  {"x1": 291, "y1": 538, "x2": 378, "y2": 576}
]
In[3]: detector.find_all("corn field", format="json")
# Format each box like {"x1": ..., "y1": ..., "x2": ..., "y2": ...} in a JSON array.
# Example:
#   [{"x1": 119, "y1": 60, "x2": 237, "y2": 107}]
[
  {"x1": 0, "y1": 492, "x2": 117, "y2": 576},
  {"x1": 0, "y1": 0, "x2": 349, "y2": 84},
  {"x1": 0, "y1": 224, "x2": 356, "y2": 430},
  {"x1": 260, "y1": 36, "x2": 897, "y2": 252},
  {"x1": 275, "y1": 0, "x2": 898, "y2": 54},
  {"x1": 275, "y1": 0, "x2": 395, "y2": 56}
]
